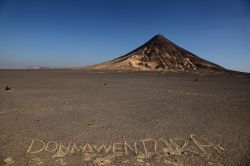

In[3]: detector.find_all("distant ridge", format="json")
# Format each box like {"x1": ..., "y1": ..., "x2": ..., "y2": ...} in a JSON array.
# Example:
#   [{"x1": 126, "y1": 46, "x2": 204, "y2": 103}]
[{"x1": 85, "y1": 34, "x2": 230, "y2": 73}]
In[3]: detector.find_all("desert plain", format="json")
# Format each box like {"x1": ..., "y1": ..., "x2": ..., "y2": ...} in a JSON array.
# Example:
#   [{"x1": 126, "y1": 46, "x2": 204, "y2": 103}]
[{"x1": 0, "y1": 69, "x2": 250, "y2": 166}]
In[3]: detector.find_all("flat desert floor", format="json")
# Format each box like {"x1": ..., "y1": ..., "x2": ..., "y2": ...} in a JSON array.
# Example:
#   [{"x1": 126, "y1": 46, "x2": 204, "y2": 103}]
[{"x1": 0, "y1": 70, "x2": 249, "y2": 166}]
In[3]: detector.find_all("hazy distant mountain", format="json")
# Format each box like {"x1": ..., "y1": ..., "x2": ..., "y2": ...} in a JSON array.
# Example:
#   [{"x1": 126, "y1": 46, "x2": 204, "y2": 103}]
[
  {"x1": 85, "y1": 34, "x2": 227, "y2": 72},
  {"x1": 28, "y1": 66, "x2": 51, "y2": 69}
]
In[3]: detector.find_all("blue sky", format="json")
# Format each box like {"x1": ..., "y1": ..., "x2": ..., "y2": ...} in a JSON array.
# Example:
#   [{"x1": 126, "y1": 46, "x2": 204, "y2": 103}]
[{"x1": 0, "y1": 0, "x2": 249, "y2": 72}]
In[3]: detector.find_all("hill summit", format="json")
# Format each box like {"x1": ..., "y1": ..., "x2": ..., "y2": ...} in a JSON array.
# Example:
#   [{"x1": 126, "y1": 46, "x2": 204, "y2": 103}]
[{"x1": 86, "y1": 34, "x2": 226, "y2": 72}]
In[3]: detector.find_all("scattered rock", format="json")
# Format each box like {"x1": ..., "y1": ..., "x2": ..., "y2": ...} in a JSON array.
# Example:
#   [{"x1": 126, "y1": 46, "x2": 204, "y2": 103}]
[
  {"x1": 29, "y1": 157, "x2": 43, "y2": 165},
  {"x1": 55, "y1": 158, "x2": 67, "y2": 166},
  {"x1": 52, "y1": 151, "x2": 67, "y2": 158},
  {"x1": 5, "y1": 86, "x2": 11, "y2": 90},
  {"x1": 4, "y1": 157, "x2": 15, "y2": 165},
  {"x1": 104, "y1": 83, "x2": 107, "y2": 86},
  {"x1": 94, "y1": 157, "x2": 112, "y2": 166}
]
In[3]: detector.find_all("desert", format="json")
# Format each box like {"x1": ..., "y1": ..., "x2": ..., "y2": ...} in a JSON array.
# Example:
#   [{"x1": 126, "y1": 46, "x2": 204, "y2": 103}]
[{"x1": 0, "y1": 69, "x2": 249, "y2": 165}]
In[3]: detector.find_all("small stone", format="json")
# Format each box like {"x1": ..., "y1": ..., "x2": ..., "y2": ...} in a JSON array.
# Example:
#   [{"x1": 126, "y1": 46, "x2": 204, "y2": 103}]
[
  {"x1": 55, "y1": 158, "x2": 67, "y2": 166},
  {"x1": 4, "y1": 157, "x2": 15, "y2": 165},
  {"x1": 5, "y1": 86, "x2": 11, "y2": 90},
  {"x1": 194, "y1": 78, "x2": 198, "y2": 82}
]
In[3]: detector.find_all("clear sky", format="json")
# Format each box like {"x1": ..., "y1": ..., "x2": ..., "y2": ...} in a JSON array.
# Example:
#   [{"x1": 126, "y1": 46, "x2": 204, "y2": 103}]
[{"x1": 0, "y1": 0, "x2": 249, "y2": 72}]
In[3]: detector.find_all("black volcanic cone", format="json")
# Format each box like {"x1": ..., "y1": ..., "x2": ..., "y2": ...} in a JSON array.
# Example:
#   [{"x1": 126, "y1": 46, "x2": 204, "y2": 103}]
[{"x1": 86, "y1": 34, "x2": 226, "y2": 72}]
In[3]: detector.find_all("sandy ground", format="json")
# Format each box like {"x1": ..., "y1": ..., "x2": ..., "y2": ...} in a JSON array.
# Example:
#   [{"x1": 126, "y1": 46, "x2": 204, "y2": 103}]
[{"x1": 0, "y1": 70, "x2": 249, "y2": 166}]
